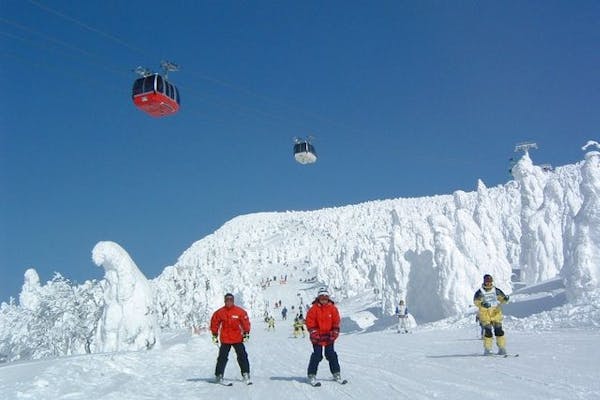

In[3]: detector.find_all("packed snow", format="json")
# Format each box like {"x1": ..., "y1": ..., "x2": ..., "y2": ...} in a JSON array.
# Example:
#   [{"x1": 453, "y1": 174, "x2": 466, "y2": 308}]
[
  {"x1": 1, "y1": 143, "x2": 600, "y2": 399},
  {"x1": 1, "y1": 277, "x2": 599, "y2": 399}
]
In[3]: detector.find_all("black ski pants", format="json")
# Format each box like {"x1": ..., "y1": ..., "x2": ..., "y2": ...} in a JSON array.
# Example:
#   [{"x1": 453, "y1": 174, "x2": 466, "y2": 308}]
[
  {"x1": 307, "y1": 343, "x2": 340, "y2": 376},
  {"x1": 215, "y1": 342, "x2": 250, "y2": 376}
]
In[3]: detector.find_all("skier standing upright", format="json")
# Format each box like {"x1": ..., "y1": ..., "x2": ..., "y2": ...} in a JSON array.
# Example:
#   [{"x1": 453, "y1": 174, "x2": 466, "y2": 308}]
[
  {"x1": 210, "y1": 293, "x2": 252, "y2": 384},
  {"x1": 267, "y1": 315, "x2": 275, "y2": 331},
  {"x1": 395, "y1": 300, "x2": 409, "y2": 333},
  {"x1": 305, "y1": 287, "x2": 344, "y2": 385},
  {"x1": 473, "y1": 274, "x2": 510, "y2": 355}
]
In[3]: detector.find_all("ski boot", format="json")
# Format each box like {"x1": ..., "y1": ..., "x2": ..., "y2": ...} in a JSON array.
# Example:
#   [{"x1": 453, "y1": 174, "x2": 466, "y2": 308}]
[
  {"x1": 333, "y1": 372, "x2": 348, "y2": 384},
  {"x1": 496, "y1": 335, "x2": 507, "y2": 355},
  {"x1": 308, "y1": 374, "x2": 318, "y2": 386},
  {"x1": 214, "y1": 374, "x2": 224, "y2": 384},
  {"x1": 242, "y1": 372, "x2": 252, "y2": 385}
]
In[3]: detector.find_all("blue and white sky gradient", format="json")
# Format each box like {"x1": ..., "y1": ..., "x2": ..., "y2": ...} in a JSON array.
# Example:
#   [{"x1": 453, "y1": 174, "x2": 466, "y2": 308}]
[{"x1": 1, "y1": 0, "x2": 598, "y2": 301}]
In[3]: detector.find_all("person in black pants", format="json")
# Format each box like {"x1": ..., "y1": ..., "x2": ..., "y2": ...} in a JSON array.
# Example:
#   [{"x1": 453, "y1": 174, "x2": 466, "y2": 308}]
[
  {"x1": 305, "y1": 287, "x2": 344, "y2": 385},
  {"x1": 210, "y1": 293, "x2": 252, "y2": 384}
]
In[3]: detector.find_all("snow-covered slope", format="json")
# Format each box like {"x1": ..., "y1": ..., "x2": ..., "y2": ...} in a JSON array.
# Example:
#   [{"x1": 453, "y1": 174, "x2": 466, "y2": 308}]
[
  {"x1": 2, "y1": 144, "x2": 599, "y2": 363},
  {"x1": 151, "y1": 150, "x2": 587, "y2": 331},
  {"x1": 1, "y1": 276, "x2": 599, "y2": 399}
]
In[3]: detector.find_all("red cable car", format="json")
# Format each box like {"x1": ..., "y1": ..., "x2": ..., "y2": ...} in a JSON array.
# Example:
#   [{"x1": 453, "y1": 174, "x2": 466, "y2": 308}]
[{"x1": 132, "y1": 62, "x2": 180, "y2": 118}]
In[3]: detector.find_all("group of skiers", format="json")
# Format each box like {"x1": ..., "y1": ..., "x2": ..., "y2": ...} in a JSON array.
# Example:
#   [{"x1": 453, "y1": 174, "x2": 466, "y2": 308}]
[
  {"x1": 208, "y1": 274, "x2": 510, "y2": 385},
  {"x1": 209, "y1": 287, "x2": 344, "y2": 385},
  {"x1": 395, "y1": 273, "x2": 510, "y2": 355}
]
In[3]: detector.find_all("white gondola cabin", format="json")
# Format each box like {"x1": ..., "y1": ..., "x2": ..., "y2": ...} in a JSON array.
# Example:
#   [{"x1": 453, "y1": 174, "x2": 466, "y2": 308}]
[{"x1": 293, "y1": 138, "x2": 317, "y2": 164}]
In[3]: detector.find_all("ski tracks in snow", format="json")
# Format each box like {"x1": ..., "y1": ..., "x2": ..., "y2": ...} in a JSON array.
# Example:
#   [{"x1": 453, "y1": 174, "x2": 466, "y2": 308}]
[{"x1": 1, "y1": 318, "x2": 600, "y2": 399}]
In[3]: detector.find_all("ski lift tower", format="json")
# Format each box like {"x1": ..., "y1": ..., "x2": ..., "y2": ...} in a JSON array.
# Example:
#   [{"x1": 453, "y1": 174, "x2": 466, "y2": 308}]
[{"x1": 514, "y1": 141, "x2": 538, "y2": 155}]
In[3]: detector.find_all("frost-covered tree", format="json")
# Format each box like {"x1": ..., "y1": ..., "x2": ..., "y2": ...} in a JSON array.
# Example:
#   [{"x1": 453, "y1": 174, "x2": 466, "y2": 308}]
[
  {"x1": 0, "y1": 298, "x2": 32, "y2": 362},
  {"x1": 4, "y1": 142, "x2": 599, "y2": 364},
  {"x1": 512, "y1": 151, "x2": 550, "y2": 284},
  {"x1": 92, "y1": 241, "x2": 160, "y2": 353},
  {"x1": 0, "y1": 272, "x2": 104, "y2": 362},
  {"x1": 563, "y1": 141, "x2": 600, "y2": 299}
]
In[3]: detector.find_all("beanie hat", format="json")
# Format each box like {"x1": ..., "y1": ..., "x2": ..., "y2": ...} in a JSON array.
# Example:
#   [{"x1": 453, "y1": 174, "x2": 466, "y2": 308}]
[
  {"x1": 317, "y1": 287, "x2": 330, "y2": 297},
  {"x1": 483, "y1": 274, "x2": 493, "y2": 283}
]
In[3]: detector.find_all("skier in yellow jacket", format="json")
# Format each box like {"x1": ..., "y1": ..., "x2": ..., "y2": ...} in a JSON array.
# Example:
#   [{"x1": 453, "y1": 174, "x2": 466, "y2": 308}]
[{"x1": 473, "y1": 274, "x2": 510, "y2": 355}]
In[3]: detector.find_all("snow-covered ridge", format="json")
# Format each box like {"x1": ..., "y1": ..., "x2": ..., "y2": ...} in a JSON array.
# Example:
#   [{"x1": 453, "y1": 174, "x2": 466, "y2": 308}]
[
  {"x1": 151, "y1": 151, "x2": 592, "y2": 329},
  {"x1": 2, "y1": 146, "x2": 599, "y2": 363}
]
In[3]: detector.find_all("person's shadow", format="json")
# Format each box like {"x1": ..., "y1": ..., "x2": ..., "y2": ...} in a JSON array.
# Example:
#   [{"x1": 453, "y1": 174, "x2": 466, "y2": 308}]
[
  {"x1": 426, "y1": 353, "x2": 482, "y2": 358},
  {"x1": 270, "y1": 376, "x2": 307, "y2": 383},
  {"x1": 186, "y1": 377, "x2": 217, "y2": 383}
]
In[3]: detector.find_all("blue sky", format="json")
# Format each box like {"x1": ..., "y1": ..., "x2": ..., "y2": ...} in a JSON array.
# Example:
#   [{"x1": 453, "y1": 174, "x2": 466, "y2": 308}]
[{"x1": 1, "y1": 0, "x2": 598, "y2": 301}]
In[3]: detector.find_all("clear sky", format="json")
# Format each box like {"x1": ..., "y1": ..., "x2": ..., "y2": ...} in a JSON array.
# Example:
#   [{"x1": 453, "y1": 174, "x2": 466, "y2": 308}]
[{"x1": 1, "y1": 0, "x2": 598, "y2": 301}]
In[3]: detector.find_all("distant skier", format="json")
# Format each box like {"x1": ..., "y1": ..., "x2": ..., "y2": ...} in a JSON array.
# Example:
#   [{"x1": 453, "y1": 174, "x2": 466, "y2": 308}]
[
  {"x1": 395, "y1": 300, "x2": 409, "y2": 333},
  {"x1": 293, "y1": 313, "x2": 306, "y2": 338},
  {"x1": 293, "y1": 316, "x2": 303, "y2": 337},
  {"x1": 210, "y1": 293, "x2": 252, "y2": 384},
  {"x1": 267, "y1": 315, "x2": 275, "y2": 331},
  {"x1": 305, "y1": 287, "x2": 344, "y2": 385},
  {"x1": 282, "y1": 306, "x2": 288, "y2": 320},
  {"x1": 473, "y1": 274, "x2": 510, "y2": 355}
]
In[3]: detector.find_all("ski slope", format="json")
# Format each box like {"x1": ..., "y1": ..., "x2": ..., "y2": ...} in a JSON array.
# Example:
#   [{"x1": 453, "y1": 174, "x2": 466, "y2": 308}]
[
  {"x1": 1, "y1": 321, "x2": 598, "y2": 399},
  {"x1": 1, "y1": 279, "x2": 599, "y2": 399}
]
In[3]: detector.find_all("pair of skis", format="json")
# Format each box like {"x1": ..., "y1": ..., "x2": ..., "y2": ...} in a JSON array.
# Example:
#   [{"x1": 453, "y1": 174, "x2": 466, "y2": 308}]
[
  {"x1": 493, "y1": 353, "x2": 519, "y2": 358},
  {"x1": 215, "y1": 378, "x2": 252, "y2": 386},
  {"x1": 484, "y1": 353, "x2": 519, "y2": 358},
  {"x1": 214, "y1": 376, "x2": 351, "y2": 386},
  {"x1": 309, "y1": 377, "x2": 348, "y2": 387},
  {"x1": 216, "y1": 380, "x2": 252, "y2": 386}
]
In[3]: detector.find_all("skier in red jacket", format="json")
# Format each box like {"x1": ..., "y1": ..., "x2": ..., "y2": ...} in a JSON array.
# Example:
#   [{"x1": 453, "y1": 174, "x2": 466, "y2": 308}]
[
  {"x1": 305, "y1": 287, "x2": 345, "y2": 385},
  {"x1": 210, "y1": 293, "x2": 252, "y2": 384}
]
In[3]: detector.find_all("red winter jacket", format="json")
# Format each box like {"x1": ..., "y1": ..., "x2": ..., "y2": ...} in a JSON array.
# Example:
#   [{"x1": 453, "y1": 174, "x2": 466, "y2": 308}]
[
  {"x1": 305, "y1": 300, "x2": 340, "y2": 346},
  {"x1": 210, "y1": 304, "x2": 251, "y2": 344}
]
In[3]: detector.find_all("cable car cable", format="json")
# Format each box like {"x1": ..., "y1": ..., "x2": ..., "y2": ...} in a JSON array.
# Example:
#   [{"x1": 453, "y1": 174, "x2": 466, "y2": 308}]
[
  {"x1": 25, "y1": 0, "x2": 147, "y2": 56},
  {"x1": 0, "y1": 18, "x2": 130, "y2": 78},
  {"x1": 22, "y1": 0, "x2": 361, "y2": 136}
]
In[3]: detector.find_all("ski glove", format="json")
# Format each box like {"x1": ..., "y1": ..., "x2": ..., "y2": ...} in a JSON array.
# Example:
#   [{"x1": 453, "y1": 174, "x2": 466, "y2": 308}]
[
  {"x1": 505, "y1": 295, "x2": 510, "y2": 302},
  {"x1": 481, "y1": 302, "x2": 491, "y2": 308},
  {"x1": 212, "y1": 334, "x2": 219, "y2": 345},
  {"x1": 309, "y1": 329, "x2": 320, "y2": 344},
  {"x1": 330, "y1": 328, "x2": 340, "y2": 341},
  {"x1": 243, "y1": 332, "x2": 250, "y2": 343}
]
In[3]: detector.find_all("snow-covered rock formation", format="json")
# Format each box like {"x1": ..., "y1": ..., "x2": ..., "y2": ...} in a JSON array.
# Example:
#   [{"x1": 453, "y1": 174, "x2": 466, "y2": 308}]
[
  {"x1": 152, "y1": 145, "x2": 593, "y2": 326},
  {"x1": 563, "y1": 141, "x2": 600, "y2": 299},
  {"x1": 3, "y1": 141, "x2": 598, "y2": 362},
  {"x1": 92, "y1": 241, "x2": 160, "y2": 352}
]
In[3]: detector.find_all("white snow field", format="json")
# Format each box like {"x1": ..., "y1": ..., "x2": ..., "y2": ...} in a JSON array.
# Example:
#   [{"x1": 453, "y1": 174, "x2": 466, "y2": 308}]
[{"x1": 1, "y1": 278, "x2": 599, "y2": 400}]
